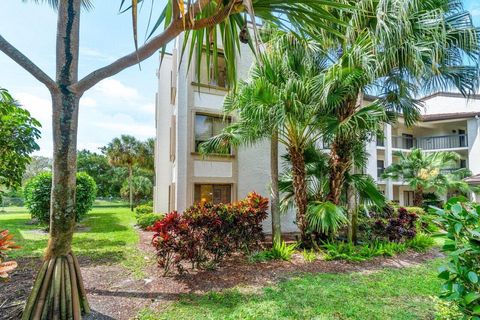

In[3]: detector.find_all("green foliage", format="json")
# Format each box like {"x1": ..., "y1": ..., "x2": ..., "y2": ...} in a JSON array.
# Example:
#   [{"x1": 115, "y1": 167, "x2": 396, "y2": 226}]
[
  {"x1": 434, "y1": 298, "x2": 463, "y2": 320},
  {"x1": 24, "y1": 172, "x2": 97, "y2": 224},
  {"x1": 77, "y1": 149, "x2": 123, "y2": 197},
  {"x1": 301, "y1": 249, "x2": 317, "y2": 262},
  {"x1": 306, "y1": 201, "x2": 347, "y2": 237},
  {"x1": 135, "y1": 204, "x2": 153, "y2": 218},
  {"x1": 406, "y1": 233, "x2": 435, "y2": 253},
  {"x1": 250, "y1": 241, "x2": 297, "y2": 262},
  {"x1": 0, "y1": 88, "x2": 41, "y2": 190},
  {"x1": 137, "y1": 213, "x2": 163, "y2": 230},
  {"x1": 120, "y1": 176, "x2": 153, "y2": 205},
  {"x1": 434, "y1": 197, "x2": 480, "y2": 318}
]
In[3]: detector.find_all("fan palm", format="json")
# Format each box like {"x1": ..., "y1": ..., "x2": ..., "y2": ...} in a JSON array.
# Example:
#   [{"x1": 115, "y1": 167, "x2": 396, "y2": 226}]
[
  {"x1": 201, "y1": 31, "x2": 326, "y2": 242},
  {"x1": 381, "y1": 149, "x2": 477, "y2": 206},
  {"x1": 312, "y1": 0, "x2": 480, "y2": 205},
  {"x1": 102, "y1": 135, "x2": 142, "y2": 211}
]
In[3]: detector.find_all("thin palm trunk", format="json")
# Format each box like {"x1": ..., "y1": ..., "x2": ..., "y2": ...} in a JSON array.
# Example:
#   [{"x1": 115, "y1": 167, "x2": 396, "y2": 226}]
[
  {"x1": 22, "y1": 2, "x2": 90, "y2": 318},
  {"x1": 289, "y1": 146, "x2": 308, "y2": 242},
  {"x1": 414, "y1": 186, "x2": 424, "y2": 207},
  {"x1": 270, "y1": 130, "x2": 281, "y2": 245},
  {"x1": 327, "y1": 142, "x2": 350, "y2": 205},
  {"x1": 128, "y1": 165, "x2": 133, "y2": 211}
]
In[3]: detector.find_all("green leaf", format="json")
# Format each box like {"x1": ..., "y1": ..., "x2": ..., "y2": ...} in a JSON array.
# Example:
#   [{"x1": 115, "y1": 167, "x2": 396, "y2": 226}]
[
  {"x1": 438, "y1": 270, "x2": 450, "y2": 280},
  {"x1": 465, "y1": 292, "x2": 480, "y2": 304},
  {"x1": 468, "y1": 271, "x2": 479, "y2": 283},
  {"x1": 473, "y1": 305, "x2": 480, "y2": 315},
  {"x1": 452, "y1": 203, "x2": 463, "y2": 216},
  {"x1": 454, "y1": 223, "x2": 463, "y2": 234}
]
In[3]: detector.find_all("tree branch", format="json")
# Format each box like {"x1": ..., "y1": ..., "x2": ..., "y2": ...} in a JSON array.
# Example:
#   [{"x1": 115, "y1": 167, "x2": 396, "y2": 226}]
[
  {"x1": 0, "y1": 35, "x2": 58, "y2": 93},
  {"x1": 72, "y1": 21, "x2": 183, "y2": 94}
]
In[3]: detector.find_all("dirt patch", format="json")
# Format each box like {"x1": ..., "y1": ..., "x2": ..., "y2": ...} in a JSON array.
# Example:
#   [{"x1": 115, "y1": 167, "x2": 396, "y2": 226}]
[{"x1": 0, "y1": 230, "x2": 443, "y2": 320}]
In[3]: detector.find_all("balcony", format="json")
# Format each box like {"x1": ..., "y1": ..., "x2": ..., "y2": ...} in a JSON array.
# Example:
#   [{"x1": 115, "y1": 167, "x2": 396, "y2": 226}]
[{"x1": 390, "y1": 134, "x2": 468, "y2": 151}]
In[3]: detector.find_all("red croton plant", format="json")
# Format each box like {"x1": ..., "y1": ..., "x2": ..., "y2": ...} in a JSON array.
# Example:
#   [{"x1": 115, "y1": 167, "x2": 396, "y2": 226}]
[
  {"x1": 149, "y1": 192, "x2": 269, "y2": 274},
  {"x1": 0, "y1": 229, "x2": 20, "y2": 279}
]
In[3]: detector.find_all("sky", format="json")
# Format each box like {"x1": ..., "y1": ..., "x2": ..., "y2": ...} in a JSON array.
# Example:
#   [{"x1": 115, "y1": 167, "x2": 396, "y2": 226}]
[{"x1": 1, "y1": 0, "x2": 480, "y2": 157}]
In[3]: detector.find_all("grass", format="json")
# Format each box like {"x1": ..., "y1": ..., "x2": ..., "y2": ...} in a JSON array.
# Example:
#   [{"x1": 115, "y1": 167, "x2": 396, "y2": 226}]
[
  {"x1": 0, "y1": 201, "x2": 148, "y2": 277},
  {"x1": 138, "y1": 260, "x2": 443, "y2": 320}
]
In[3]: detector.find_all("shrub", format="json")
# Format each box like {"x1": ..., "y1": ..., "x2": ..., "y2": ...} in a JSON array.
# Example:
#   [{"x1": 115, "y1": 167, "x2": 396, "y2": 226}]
[
  {"x1": 137, "y1": 213, "x2": 163, "y2": 230},
  {"x1": 363, "y1": 206, "x2": 418, "y2": 243},
  {"x1": 135, "y1": 204, "x2": 153, "y2": 218},
  {"x1": 0, "y1": 230, "x2": 19, "y2": 279},
  {"x1": 24, "y1": 172, "x2": 97, "y2": 224},
  {"x1": 301, "y1": 249, "x2": 317, "y2": 262},
  {"x1": 405, "y1": 233, "x2": 435, "y2": 252},
  {"x1": 150, "y1": 192, "x2": 269, "y2": 274},
  {"x1": 434, "y1": 197, "x2": 480, "y2": 318}
]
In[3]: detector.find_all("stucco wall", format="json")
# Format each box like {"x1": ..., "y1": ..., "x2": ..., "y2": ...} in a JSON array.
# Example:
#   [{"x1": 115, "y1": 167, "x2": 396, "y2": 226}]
[{"x1": 422, "y1": 95, "x2": 480, "y2": 115}]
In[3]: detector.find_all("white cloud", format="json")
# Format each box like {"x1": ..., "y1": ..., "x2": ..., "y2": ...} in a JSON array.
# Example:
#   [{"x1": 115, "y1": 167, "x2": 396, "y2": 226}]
[
  {"x1": 79, "y1": 47, "x2": 115, "y2": 62},
  {"x1": 90, "y1": 113, "x2": 155, "y2": 138},
  {"x1": 138, "y1": 103, "x2": 155, "y2": 115},
  {"x1": 471, "y1": 8, "x2": 480, "y2": 17},
  {"x1": 95, "y1": 78, "x2": 140, "y2": 101},
  {"x1": 80, "y1": 97, "x2": 97, "y2": 107}
]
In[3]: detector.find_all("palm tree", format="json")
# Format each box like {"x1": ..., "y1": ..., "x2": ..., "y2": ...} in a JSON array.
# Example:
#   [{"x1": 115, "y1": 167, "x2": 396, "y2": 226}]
[
  {"x1": 202, "y1": 32, "x2": 328, "y2": 243},
  {"x1": 313, "y1": 0, "x2": 480, "y2": 205},
  {"x1": 1, "y1": 2, "x2": 350, "y2": 317},
  {"x1": 279, "y1": 143, "x2": 385, "y2": 241},
  {"x1": 103, "y1": 135, "x2": 141, "y2": 211},
  {"x1": 381, "y1": 149, "x2": 477, "y2": 206}
]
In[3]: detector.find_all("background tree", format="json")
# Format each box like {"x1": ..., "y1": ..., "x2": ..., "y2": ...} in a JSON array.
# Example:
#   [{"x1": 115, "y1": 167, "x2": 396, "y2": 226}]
[
  {"x1": 382, "y1": 149, "x2": 477, "y2": 206},
  {"x1": 0, "y1": 0, "x2": 349, "y2": 317},
  {"x1": 22, "y1": 156, "x2": 52, "y2": 184},
  {"x1": 77, "y1": 150, "x2": 121, "y2": 198},
  {"x1": 0, "y1": 88, "x2": 41, "y2": 191},
  {"x1": 138, "y1": 138, "x2": 155, "y2": 174},
  {"x1": 120, "y1": 176, "x2": 153, "y2": 206},
  {"x1": 103, "y1": 135, "x2": 141, "y2": 211}
]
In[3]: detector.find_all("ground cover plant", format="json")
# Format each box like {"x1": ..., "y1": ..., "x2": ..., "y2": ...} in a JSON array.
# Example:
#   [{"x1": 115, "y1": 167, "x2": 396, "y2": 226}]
[
  {"x1": 150, "y1": 193, "x2": 268, "y2": 274},
  {"x1": 0, "y1": 229, "x2": 19, "y2": 278}
]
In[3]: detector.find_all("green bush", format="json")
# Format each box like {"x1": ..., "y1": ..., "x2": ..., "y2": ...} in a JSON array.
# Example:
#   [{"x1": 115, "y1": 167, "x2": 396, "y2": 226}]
[
  {"x1": 405, "y1": 233, "x2": 435, "y2": 252},
  {"x1": 434, "y1": 197, "x2": 480, "y2": 318},
  {"x1": 135, "y1": 204, "x2": 153, "y2": 218},
  {"x1": 24, "y1": 172, "x2": 97, "y2": 224},
  {"x1": 137, "y1": 213, "x2": 163, "y2": 230}
]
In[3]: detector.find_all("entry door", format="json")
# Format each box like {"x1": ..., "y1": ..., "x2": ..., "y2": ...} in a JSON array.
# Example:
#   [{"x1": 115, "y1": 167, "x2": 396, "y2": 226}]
[{"x1": 459, "y1": 129, "x2": 466, "y2": 147}]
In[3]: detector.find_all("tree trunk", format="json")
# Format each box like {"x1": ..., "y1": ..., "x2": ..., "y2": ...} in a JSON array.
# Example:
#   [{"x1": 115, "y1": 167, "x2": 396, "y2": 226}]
[
  {"x1": 270, "y1": 131, "x2": 281, "y2": 245},
  {"x1": 23, "y1": 1, "x2": 90, "y2": 318},
  {"x1": 289, "y1": 146, "x2": 308, "y2": 243},
  {"x1": 129, "y1": 165, "x2": 134, "y2": 211},
  {"x1": 414, "y1": 186, "x2": 424, "y2": 207},
  {"x1": 327, "y1": 142, "x2": 350, "y2": 205}
]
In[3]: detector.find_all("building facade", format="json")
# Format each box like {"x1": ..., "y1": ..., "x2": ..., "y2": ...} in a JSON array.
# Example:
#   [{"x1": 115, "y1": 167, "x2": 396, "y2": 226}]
[{"x1": 154, "y1": 39, "x2": 480, "y2": 232}]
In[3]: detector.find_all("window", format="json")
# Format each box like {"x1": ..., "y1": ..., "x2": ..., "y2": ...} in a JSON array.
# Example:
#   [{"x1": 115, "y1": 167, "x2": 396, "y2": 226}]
[
  {"x1": 402, "y1": 133, "x2": 414, "y2": 149},
  {"x1": 460, "y1": 159, "x2": 467, "y2": 169},
  {"x1": 404, "y1": 191, "x2": 415, "y2": 207},
  {"x1": 194, "y1": 114, "x2": 230, "y2": 153},
  {"x1": 377, "y1": 160, "x2": 385, "y2": 178},
  {"x1": 196, "y1": 51, "x2": 228, "y2": 88},
  {"x1": 194, "y1": 184, "x2": 232, "y2": 204}
]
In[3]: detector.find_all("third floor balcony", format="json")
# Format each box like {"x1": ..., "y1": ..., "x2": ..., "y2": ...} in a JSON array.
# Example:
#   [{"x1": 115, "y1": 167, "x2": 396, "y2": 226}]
[{"x1": 384, "y1": 134, "x2": 468, "y2": 151}]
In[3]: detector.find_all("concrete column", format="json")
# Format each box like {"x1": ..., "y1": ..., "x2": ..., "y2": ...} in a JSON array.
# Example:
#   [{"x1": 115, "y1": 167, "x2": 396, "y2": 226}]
[
  {"x1": 365, "y1": 138, "x2": 378, "y2": 180},
  {"x1": 467, "y1": 116, "x2": 480, "y2": 175},
  {"x1": 384, "y1": 124, "x2": 394, "y2": 200}
]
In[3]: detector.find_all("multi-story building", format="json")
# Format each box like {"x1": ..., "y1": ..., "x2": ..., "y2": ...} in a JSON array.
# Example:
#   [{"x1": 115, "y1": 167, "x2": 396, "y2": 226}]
[{"x1": 153, "y1": 38, "x2": 480, "y2": 232}]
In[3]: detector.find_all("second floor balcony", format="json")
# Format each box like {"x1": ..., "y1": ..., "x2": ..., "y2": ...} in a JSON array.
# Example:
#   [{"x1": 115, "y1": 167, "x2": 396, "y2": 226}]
[{"x1": 386, "y1": 134, "x2": 468, "y2": 151}]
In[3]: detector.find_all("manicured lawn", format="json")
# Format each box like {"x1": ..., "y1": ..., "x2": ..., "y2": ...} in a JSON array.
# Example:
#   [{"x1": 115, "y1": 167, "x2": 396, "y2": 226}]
[
  {"x1": 0, "y1": 202, "x2": 146, "y2": 275},
  {"x1": 138, "y1": 260, "x2": 443, "y2": 320}
]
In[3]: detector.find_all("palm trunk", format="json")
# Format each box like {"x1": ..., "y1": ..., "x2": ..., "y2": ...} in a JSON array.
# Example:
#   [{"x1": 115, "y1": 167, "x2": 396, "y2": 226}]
[
  {"x1": 414, "y1": 186, "x2": 424, "y2": 207},
  {"x1": 270, "y1": 131, "x2": 281, "y2": 245},
  {"x1": 327, "y1": 143, "x2": 349, "y2": 205},
  {"x1": 23, "y1": 1, "x2": 90, "y2": 318},
  {"x1": 289, "y1": 146, "x2": 308, "y2": 243},
  {"x1": 129, "y1": 165, "x2": 134, "y2": 211}
]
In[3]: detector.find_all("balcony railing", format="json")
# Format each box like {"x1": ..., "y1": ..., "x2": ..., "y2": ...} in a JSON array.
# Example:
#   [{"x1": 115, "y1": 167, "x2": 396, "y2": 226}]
[{"x1": 390, "y1": 134, "x2": 468, "y2": 150}]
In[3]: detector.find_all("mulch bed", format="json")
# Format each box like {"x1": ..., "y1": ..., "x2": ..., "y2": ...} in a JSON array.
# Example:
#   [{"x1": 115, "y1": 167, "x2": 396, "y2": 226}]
[{"x1": 0, "y1": 230, "x2": 443, "y2": 320}]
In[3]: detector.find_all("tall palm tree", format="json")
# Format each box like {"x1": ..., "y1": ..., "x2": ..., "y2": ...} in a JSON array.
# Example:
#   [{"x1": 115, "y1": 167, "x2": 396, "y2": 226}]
[
  {"x1": 103, "y1": 135, "x2": 141, "y2": 211},
  {"x1": 1, "y1": 2, "x2": 350, "y2": 317},
  {"x1": 202, "y1": 32, "x2": 327, "y2": 242},
  {"x1": 381, "y1": 149, "x2": 477, "y2": 206},
  {"x1": 313, "y1": 0, "x2": 480, "y2": 205}
]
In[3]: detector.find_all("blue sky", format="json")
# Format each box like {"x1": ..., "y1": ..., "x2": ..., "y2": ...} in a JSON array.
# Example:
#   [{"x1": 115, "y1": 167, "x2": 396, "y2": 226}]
[{"x1": 0, "y1": 1, "x2": 479, "y2": 157}]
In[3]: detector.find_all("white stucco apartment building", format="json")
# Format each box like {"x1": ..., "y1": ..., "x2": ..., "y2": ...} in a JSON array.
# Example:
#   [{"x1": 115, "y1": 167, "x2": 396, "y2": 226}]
[{"x1": 153, "y1": 38, "x2": 480, "y2": 232}]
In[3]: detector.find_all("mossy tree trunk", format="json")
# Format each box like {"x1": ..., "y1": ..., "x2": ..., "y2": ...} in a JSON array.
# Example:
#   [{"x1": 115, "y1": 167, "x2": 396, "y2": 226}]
[{"x1": 22, "y1": 1, "x2": 90, "y2": 319}]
